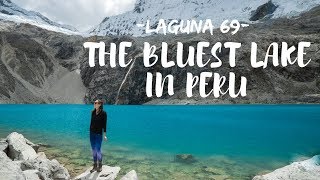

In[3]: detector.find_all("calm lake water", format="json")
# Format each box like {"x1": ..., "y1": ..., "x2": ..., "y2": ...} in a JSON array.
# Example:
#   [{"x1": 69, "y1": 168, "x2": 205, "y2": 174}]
[{"x1": 0, "y1": 104, "x2": 319, "y2": 179}]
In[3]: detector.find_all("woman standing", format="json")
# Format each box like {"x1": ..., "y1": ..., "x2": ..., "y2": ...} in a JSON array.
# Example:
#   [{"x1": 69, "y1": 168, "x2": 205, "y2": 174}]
[{"x1": 89, "y1": 99, "x2": 108, "y2": 173}]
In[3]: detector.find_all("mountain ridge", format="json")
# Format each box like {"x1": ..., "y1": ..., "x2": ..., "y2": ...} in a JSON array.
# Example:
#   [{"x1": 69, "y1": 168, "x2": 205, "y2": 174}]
[
  {"x1": 89, "y1": 0, "x2": 320, "y2": 36},
  {"x1": 0, "y1": 2, "x2": 319, "y2": 104},
  {"x1": 0, "y1": 0, "x2": 79, "y2": 35}
]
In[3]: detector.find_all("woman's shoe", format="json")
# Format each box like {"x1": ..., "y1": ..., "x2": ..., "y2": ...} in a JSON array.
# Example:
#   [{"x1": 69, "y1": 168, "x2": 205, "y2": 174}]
[
  {"x1": 97, "y1": 160, "x2": 102, "y2": 172},
  {"x1": 90, "y1": 162, "x2": 97, "y2": 173}
]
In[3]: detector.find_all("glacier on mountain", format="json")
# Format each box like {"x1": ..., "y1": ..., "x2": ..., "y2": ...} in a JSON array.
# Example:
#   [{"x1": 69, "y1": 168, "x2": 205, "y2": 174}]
[{"x1": 89, "y1": 0, "x2": 320, "y2": 36}]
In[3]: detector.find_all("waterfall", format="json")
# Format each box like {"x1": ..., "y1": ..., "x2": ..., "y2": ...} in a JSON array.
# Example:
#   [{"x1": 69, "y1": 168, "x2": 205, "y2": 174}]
[{"x1": 115, "y1": 58, "x2": 136, "y2": 104}]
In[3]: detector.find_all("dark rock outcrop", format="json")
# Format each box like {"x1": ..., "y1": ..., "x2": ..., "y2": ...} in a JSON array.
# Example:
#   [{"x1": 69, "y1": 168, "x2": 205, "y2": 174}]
[{"x1": 250, "y1": 1, "x2": 278, "y2": 21}]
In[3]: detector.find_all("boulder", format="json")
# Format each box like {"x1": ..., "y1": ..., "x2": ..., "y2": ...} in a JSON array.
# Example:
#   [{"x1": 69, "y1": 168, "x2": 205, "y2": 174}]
[
  {"x1": 6, "y1": 132, "x2": 37, "y2": 161},
  {"x1": 249, "y1": 0, "x2": 278, "y2": 21},
  {"x1": 0, "y1": 151, "x2": 25, "y2": 180},
  {"x1": 253, "y1": 155, "x2": 320, "y2": 180},
  {"x1": 23, "y1": 169, "x2": 41, "y2": 180},
  {"x1": 120, "y1": 170, "x2": 138, "y2": 180},
  {"x1": 0, "y1": 138, "x2": 8, "y2": 153},
  {"x1": 74, "y1": 165, "x2": 121, "y2": 180},
  {"x1": 21, "y1": 157, "x2": 70, "y2": 180},
  {"x1": 3, "y1": 132, "x2": 70, "y2": 180},
  {"x1": 25, "y1": 137, "x2": 40, "y2": 153},
  {"x1": 174, "y1": 154, "x2": 197, "y2": 164},
  {"x1": 36, "y1": 152, "x2": 47, "y2": 160},
  {"x1": 1, "y1": 132, "x2": 137, "y2": 180},
  {"x1": 52, "y1": 159, "x2": 70, "y2": 179}
]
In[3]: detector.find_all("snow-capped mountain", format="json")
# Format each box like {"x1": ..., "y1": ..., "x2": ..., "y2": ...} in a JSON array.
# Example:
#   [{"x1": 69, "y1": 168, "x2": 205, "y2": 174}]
[
  {"x1": 0, "y1": 0, "x2": 79, "y2": 35},
  {"x1": 89, "y1": 0, "x2": 320, "y2": 36}
]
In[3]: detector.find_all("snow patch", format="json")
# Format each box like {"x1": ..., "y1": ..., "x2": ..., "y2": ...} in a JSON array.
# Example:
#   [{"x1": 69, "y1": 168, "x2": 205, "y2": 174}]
[{"x1": 89, "y1": 0, "x2": 320, "y2": 37}]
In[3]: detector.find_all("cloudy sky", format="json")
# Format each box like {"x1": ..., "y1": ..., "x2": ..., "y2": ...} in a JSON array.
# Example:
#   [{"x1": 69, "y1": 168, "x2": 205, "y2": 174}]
[{"x1": 12, "y1": 0, "x2": 136, "y2": 31}]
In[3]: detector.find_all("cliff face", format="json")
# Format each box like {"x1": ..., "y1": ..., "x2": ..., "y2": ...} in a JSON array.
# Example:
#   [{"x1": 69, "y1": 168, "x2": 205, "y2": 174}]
[
  {"x1": 0, "y1": 6, "x2": 319, "y2": 104},
  {"x1": 81, "y1": 6, "x2": 320, "y2": 104},
  {"x1": 0, "y1": 22, "x2": 86, "y2": 103}
]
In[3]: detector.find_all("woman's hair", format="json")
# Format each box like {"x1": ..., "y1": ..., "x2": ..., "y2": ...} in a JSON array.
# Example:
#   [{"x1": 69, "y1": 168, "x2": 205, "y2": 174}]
[{"x1": 92, "y1": 99, "x2": 104, "y2": 113}]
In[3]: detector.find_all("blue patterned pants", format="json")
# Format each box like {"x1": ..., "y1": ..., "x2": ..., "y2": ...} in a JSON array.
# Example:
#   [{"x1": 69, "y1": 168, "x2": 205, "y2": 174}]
[{"x1": 90, "y1": 132, "x2": 102, "y2": 162}]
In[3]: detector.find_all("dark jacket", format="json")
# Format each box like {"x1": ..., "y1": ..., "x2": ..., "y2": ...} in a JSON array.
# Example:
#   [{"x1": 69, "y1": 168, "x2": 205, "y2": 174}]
[{"x1": 90, "y1": 109, "x2": 107, "y2": 135}]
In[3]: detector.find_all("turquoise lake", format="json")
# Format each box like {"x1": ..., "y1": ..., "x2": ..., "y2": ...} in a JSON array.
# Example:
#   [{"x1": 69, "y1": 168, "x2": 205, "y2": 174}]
[{"x1": 0, "y1": 104, "x2": 319, "y2": 179}]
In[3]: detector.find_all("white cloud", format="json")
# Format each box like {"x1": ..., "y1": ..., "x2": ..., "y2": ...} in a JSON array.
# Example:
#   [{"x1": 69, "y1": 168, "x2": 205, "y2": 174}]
[{"x1": 12, "y1": 0, "x2": 136, "y2": 31}]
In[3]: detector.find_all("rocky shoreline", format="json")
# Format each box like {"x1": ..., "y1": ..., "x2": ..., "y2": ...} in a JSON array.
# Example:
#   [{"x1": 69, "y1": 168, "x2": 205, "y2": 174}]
[
  {"x1": 1, "y1": 132, "x2": 319, "y2": 180},
  {"x1": 0, "y1": 132, "x2": 138, "y2": 180},
  {"x1": 253, "y1": 155, "x2": 320, "y2": 180}
]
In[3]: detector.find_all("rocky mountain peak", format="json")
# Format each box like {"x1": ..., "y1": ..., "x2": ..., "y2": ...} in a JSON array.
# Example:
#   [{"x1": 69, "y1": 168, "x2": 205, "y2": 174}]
[
  {"x1": 0, "y1": 0, "x2": 79, "y2": 34},
  {"x1": 89, "y1": 0, "x2": 320, "y2": 37}
]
